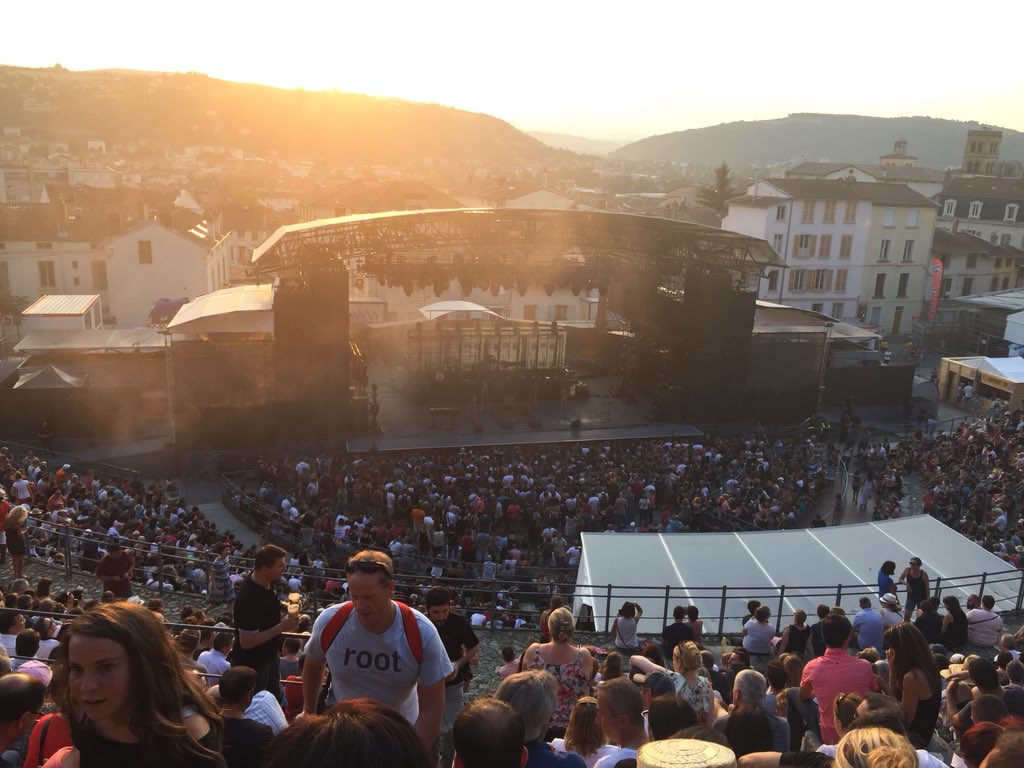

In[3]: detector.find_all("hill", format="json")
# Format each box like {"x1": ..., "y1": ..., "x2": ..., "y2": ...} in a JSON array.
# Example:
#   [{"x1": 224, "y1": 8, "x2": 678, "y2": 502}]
[
  {"x1": 527, "y1": 130, "x2": 629, "y2": 156},
  {"x1": 0, "y1": 66, "x2": 562, "y2": 166},
  {"x1": 612, "y1": 113, "x2": 1024, "y2": 169}
]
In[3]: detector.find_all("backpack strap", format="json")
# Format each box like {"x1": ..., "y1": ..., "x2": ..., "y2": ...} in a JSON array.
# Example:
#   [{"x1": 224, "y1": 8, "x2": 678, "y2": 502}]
[
  {"x1": 319, "y1": 602, "x2": 356, "y2": 655},
  {"x1": 319, "y1": 601, "x2": 423, "y2": 665},
  {"x1": 397, "y1": 601, "x2": 423, "y2": 664}
]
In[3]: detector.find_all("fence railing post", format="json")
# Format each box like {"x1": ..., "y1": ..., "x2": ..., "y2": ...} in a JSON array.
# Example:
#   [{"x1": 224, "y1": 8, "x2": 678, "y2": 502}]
[
  {"x1": 835, "y1": 584, "x2": 843, "y2": 608},
  {"x1": 979, "y1": 572, "x2": 988, "y2": 599},
  {"x1": 605, "y1": 584, "x2": 612, "y2": 634},
  {"x1": 776, "y1": 586, "x2": 786, "y2": 634},
  {"x1": 157, "y1": 543, "x2": 165, "y2": 598},
  {"x1": 718, "y1": 585, "x2": 728, "y2": 637},
  {"x1": 1016, "y1": 571, "x2": 1024, "y2": 618},
  {"x1": 63, "y1": 524, "x2": 73, "y2": 592},
  {"x1": 663, "y1": 585, "x2": 671, "y2": 628},
  {"x1": 934, "y1": 576, "x2": 942, "y2": 600}
]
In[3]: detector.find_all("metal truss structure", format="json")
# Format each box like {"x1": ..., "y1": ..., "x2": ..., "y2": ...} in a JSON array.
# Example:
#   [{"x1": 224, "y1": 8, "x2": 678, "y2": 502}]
[{"x1": 252, "y1": 208, "x2": 783, "y2": 282}]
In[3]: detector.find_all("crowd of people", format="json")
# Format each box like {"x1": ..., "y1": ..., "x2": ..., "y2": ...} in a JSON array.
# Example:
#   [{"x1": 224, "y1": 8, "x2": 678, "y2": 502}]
[{"x1": 0, "y1": 545, "x2": 1023, "y2": 768}]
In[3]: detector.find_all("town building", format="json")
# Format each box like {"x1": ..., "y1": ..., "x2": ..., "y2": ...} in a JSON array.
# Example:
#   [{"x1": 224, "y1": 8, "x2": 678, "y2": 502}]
[{"x1": 724, "y1": 178, "x2": 937, "y2": 334}]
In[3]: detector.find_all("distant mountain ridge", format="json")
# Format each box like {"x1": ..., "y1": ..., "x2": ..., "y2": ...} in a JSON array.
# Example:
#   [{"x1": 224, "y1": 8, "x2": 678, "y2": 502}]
[
  {"x1": 0, "y1": 65, "x2": 563, "y2": 166},
  {"x1": 526, "y1": 131, "x2": 629, "y2": 155},
  {"x1": 613, "y1": 113, "x2": 1024, "y2": 169}
]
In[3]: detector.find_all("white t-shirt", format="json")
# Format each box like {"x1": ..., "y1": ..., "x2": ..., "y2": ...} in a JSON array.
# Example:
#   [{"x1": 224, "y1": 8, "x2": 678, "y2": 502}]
[
  {"x1": 594, "y1": 746, "x2": 637, "y2": 768},
  {"x1": 305, "y1": 602, "x2": 452, "y2": 725},
  {"x1": 550, "y1": 738, "x2": 620, "y2": 768}
]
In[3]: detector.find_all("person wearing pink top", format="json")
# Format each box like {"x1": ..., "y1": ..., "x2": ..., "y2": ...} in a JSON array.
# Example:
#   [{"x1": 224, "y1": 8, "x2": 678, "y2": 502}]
[{"x1": 798, "y1": 612, "x2": 879, "y2": 744}]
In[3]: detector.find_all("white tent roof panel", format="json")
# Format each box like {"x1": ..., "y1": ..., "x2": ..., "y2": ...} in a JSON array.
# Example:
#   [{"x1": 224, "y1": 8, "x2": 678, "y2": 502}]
[{"x1": 577, "y1": 517, "x2": 1018, "y2": 635}]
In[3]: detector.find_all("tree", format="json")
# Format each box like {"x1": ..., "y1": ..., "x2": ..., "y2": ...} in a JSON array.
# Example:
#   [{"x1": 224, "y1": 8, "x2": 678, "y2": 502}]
[{"x1": 697, "y1": 162, "x2": 735, "y2": 216}]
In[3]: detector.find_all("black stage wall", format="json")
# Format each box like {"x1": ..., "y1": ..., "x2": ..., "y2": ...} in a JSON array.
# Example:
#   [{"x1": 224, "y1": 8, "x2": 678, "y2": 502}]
[{"x1": 273, "y1": 270, "x2": 350, "y2": 437}]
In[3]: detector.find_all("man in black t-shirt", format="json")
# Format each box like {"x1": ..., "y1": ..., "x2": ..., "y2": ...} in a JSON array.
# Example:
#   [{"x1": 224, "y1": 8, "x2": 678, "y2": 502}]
[
  {"x1": 426, "y1": 587, "x2": 479, "y2": 768},
  {"x1": 661, "y1": 605, "x2": 695, "y2": 660},
  {"x1": 230, "y1": 544, "x2": 299, "y2": 700},
  {"x1": 218, "y1": 666, "x2": 273, "y2": 768}
]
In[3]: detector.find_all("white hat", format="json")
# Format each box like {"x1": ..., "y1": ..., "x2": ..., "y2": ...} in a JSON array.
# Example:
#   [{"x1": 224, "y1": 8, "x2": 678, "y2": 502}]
[
  {"x1": 638, "y1": 739, "x2": 737, "y2": 768},
  {"x1": 880, "y1": 593, "x2": 901, "y2": 607}
]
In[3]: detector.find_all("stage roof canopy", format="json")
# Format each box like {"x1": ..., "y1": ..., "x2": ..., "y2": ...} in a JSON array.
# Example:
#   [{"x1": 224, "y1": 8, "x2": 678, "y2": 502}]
[
  {"x1": 576, "y1": 517, "x2": 1019, "y2": 634},
  {"x1": 167, "y1": 284, "x2": 274, "y2": 334}
]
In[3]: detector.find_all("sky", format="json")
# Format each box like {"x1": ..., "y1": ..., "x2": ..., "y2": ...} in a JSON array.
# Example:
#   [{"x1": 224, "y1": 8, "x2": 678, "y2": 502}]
[{"x1": 5, "y1": 1, "x2": 1024, "y2": 142}]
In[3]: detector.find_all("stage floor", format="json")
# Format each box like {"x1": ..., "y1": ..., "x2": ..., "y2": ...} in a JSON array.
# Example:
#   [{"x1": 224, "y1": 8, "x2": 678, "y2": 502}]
[{"x1": 346, "y1": 369, "x2": 703, "y2": 453}]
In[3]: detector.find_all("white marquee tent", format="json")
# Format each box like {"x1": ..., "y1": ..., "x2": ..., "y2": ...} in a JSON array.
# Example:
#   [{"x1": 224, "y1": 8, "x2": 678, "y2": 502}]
[{"x1": 575, "y1": 517, "x2": 1021, "y2": 635}]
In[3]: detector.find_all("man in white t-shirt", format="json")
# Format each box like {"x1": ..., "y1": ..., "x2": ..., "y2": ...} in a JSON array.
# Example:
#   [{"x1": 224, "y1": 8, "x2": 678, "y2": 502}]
[
  {"x1": 303, "y1": 550, "x2": 452, "y2": 746},
  {"x1": 594, "y1": 677, "x2": 647, "y2": 767},
  {"x1": 967, "y1": 594, "x2": 1003, "y2": 647}
]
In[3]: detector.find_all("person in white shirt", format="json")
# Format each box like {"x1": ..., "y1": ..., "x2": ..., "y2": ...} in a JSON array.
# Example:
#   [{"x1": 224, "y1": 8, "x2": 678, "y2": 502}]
[
  {"x1": 593, "y1": 677, "x2": 647, "y2": 767},
  {"x1": 967, "y1": 594, "x2": 1003, "y2": 647},
  {"x1": 197, "y1": 632, "x2": 233, "y2": 686}
]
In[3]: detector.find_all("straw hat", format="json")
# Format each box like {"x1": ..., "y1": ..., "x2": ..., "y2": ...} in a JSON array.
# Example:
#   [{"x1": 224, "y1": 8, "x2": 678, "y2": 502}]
[
  {"x1": 940, "y1": 653, "x2": 977, "y2": 679},
  {"x1": 638, "y1": 739, "x2": 737, "y2": 768}
]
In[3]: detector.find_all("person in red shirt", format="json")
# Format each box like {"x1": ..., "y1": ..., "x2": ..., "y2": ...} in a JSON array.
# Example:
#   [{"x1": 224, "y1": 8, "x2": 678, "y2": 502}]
[
  {"x1": 94, "y1": 541, "x2": 136, "y2": 598},
  {"x1": 799, "y1": 612, "x2": 879, "y2": 744},
  {"x1": 459, "y1": 532, "x2": 476, "y2": 563}
]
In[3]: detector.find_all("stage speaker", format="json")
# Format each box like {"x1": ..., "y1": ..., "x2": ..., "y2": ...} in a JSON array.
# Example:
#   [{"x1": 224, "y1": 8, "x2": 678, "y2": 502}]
[
  {"x1": 274, "y1": 270, "x2": 350, "y2": 437},
  {"x1": 677, "y1": 269, "x2": 756, "y2": 421}
]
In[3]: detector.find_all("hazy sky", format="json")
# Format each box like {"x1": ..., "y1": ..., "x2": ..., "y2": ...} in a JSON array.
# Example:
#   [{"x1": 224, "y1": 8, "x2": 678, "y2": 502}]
[{"x1": 6, "y1": 1, "x2": 1024, "y2": 141}]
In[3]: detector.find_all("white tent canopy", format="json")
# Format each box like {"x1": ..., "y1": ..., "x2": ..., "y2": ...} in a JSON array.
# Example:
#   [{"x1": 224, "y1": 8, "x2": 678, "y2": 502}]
[
  {"x1": 576, "y1": 517, "x2": 1019, "y2": 634},
  {"x1": 418, "y1": 300, "x2": 502, "y2": 320},
  {"x1": 978, "y1": 356, "x2": 1024, "y2": 384},
  {"x1": 167, "y1": 284, "x2": 274, "y2": 334}
]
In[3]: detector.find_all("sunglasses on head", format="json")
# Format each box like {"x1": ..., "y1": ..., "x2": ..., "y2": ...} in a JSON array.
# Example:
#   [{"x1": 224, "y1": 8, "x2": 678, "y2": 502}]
[{"x1": 346, "y1": 560, "x2": 391, "y2": 577}]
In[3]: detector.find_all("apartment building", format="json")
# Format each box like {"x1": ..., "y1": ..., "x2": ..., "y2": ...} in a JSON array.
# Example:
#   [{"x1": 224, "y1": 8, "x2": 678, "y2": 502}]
[{"x1": 724, "y1": 178, "x2": 937, "y2": 333}]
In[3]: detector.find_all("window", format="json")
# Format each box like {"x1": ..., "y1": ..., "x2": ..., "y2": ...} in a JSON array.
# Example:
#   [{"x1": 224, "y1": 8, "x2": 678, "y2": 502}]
[
  {"x1": 968, "y1": 201, "x2": 983, "y2": 219},
  {"x1": 835, "y1": 269, "x2": 848, "y2": 292},
  {"x1": 791, "y1": 269, "x2": 806, "y2": 292},
  {"x1": 92, "y1": 260, "x2": 107, "y2": 290},
  {"x1": 966, "y1": 254, "x2": 978, "y2": 269},
  {"x1": 831, "y1": 302, "x2": 844, "y2": 318},
  {"x1": 767, "y1": 271, "x2": 779, "y2": 292},
  {"x1": 553, "y1": 305, "x2": 568, "y2": 321},
  {"x1": 940, "y1": 277, "x2": 951, "y2": 299},
  {"x1": 879, "y1": 239, "x2": 891, "y2": 262},
  {"x1": 962, "y1": 277, "x2": 973, "y2": 295},
  {"x1": 775, "y1": 205, "x2": 786, "y2": 222},
  {"x1": 1001, "y1": 234, "x2": 1011, "y2": 246},
  {"x1": 793, "y1": 234, "x2": 816, "y2": 259},
  {"x1": 72, "y1": 260, "x2": 78, "y2": 269},
  {"x1": 839, "y1": 234, "x2": 853, "y2": 259},
  {"x1": 823, "y1": 201, "x2": 836, "y2": 223},
  {"x1": 0, "y1": 261, "x2": 8, "y2": 292},
  {"x1": 873, "y1": 274, "x2": 886, "y2": 298},
  {"x1": 818, "y1": 234, "x2": 832, "y2": 259},
  {"x1": 943, "y1": 199, "x2": 957, "y2": 217},
  {"x1": 138, "y1": 240, "x2": 153, "y2": 264},
  {"x1": 38, "y1": 260, "x2": 56, "y2": 288},
  {"x1": 991, "y1": 276, "x2": 1000, "y2": 292},
  {"x1": 897, "y1": 273, "x2": 909, "y2": 298},
  {"x1": 995, "y1": 258, "x2": 1002, "y2": 269},
  {"x1": 36, "y1": 242, "x2": 52, "y2": 250},
  {"x1": 73, "y1": 277, "x2": 80, "y2": 286},
  {"x1": 1006, "y1": 204, "x2": 1020, "y2": 222},
  {"x1": 814, "y1": 270, "x2": 829, "y2": 291},
  {"x1": 907, "y1": 208, "x2": 919, "y2": 228},
  {"x1": 1003, "y1": 277, "x2": 1010, "y2": 290},
  {"x1": 802, "y1": 201, "x2": 815, "y2": 223},
  {"x1": 991, "y1": 233, "x2": 999, "y2": 244},
  {"x1": 902, "y1": 240, "x2": 915, "y2": 262},
  {"x1": 522, "y1": 305, "x2": 537, "y2": 320},
  {"x1": 772, "y1": 234, "x2": 784, "y2": 255},
  {"x1": 844, "y1": 202, "x2": 857, "y2": 224},
  {"x1": 812, "y1": 302, "x2": 824, "y2": 313},
  {"x1": 883, "y1": 207, "x2": 897, "y2": 227}
]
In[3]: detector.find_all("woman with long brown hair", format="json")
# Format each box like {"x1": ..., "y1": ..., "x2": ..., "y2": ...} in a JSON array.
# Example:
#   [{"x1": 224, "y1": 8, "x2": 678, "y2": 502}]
[
  {"x1": 883, "y1": 622, "x2": 942, "y2": 750},
  {"x1": 45, "y1": 602, "x2": 224, "y2": 768}
]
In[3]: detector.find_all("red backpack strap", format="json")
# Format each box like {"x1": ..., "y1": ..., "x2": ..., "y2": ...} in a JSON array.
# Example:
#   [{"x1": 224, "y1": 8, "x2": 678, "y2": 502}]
[
  {"x1": 397, "y1": 602, "x2": 423, "y2": 664},
  {"x1": 319, "y1": 602, "x2": 355, "y2": 655}
]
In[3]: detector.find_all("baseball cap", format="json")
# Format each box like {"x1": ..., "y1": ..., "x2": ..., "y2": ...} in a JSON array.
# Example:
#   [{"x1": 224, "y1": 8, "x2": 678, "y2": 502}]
[{"x1": 635, "y1": 670, "x2": 676, "y2": 697}]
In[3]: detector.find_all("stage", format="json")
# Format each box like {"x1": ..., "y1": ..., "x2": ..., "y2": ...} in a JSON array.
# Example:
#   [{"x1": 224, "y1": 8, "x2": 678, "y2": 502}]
[{"x1": 344, "y1": 370, "x2": 704, "y2": 453}]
